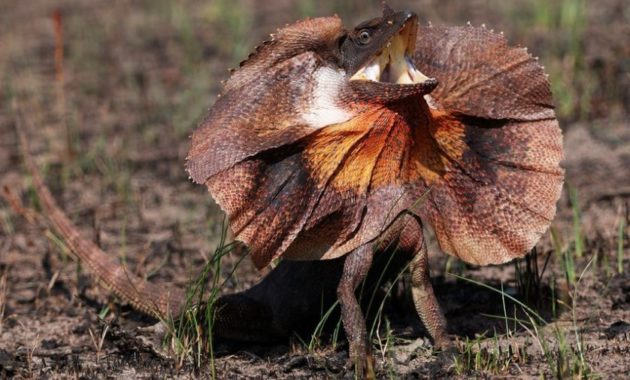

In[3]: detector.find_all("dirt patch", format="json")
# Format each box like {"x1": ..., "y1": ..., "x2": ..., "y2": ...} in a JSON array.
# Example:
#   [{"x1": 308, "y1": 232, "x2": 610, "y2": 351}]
[{"x1": 1, "y1": 0, "x2": 628, "y2": 378}]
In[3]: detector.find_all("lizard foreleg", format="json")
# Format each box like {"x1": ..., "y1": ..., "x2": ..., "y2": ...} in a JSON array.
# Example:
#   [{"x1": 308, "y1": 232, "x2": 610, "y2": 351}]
[{"x1": 338, "y1": 244, "x2": 375, "y2": 378}]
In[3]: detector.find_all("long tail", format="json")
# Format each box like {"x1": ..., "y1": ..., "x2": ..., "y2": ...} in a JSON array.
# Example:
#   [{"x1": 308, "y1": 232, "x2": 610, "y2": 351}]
[{"x1": 13, "y1": 114, "x2": 184, "y2": 319}]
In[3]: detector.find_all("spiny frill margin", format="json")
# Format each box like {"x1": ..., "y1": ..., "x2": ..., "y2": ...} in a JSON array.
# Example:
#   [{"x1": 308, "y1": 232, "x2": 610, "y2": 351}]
[
  {"x1": 411, "y1": 24, "x2": 563, "y2": 265},
  {"x1": 187, "y1": 19, "x2": 563, "y2": 269}
]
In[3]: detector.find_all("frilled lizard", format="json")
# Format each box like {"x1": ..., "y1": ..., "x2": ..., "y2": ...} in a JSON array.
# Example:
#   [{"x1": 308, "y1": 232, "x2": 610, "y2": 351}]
[{"x1": 13, "y1": 4, "x2": 563, "y2": 378}]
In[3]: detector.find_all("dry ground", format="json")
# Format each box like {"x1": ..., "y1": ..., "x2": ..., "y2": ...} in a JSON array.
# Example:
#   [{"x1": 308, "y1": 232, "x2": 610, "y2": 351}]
[{"x1": 0, "y1": 0, "x2": 629, "y2": 378}]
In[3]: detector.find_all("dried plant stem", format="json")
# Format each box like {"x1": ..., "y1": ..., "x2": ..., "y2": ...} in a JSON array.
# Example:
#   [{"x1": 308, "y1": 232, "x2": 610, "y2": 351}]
[{"x1": 52, "y1": 9, "x2": 74, "y2": 161}]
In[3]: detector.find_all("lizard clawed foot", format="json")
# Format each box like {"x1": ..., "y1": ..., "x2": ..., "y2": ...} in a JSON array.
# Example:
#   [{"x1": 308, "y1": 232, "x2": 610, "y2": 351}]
[
  {"x1": 345, "y1": 350, "x2": 376, "y2": 380},
  {"x1": 338, "y1": 245, "x2": 375, "y2": 379},
  {"x1": 432, "y1": 334, "x2": 453, "y2": 351},
  {"x1": 433, "y1": 335, "x2": 458, "y2": 368}
]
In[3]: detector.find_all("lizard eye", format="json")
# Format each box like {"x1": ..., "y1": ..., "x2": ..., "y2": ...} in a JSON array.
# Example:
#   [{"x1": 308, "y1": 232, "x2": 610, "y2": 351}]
[{"x1": 358, "y1": 30, "x2": 372, "y2": 45}]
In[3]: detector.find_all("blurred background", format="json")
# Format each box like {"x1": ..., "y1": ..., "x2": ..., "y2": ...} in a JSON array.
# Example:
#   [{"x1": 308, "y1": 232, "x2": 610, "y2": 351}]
[
  {"x1": 1, "y1": 0, "x2": 627, "y2": 251},
  {"x1": 1, "y1": 0, "x2": 628, "y2": 147},
  {"x1": 0, "y1": 0, "x2": 628, "y2": 378}
]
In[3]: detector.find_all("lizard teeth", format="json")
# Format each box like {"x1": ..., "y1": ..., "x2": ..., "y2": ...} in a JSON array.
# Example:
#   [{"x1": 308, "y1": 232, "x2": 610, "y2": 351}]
[
  {"x1": 350, "y1": 21, "x2": 431, "y2": 86},
  {"x1": 363, "y1": 60, "x2": 381, "y2": 81},
  {"x1": 406, "y1": 56, "x2": 431, "y2": 83},
  {"x1": 351, "y1": 50, "x2": 429, "y2": 85}
]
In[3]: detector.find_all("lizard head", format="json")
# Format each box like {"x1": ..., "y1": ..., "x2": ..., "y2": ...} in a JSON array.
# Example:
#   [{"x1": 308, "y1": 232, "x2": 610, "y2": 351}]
[
  {"x1": 339, "y1": 7, "x2": 437, "y2": 99},
  {"x1": 221, "y1": 5, "x2": 436, "y2": 103},
  {"x1": 188, "y1": 6, "x2": 438, "y2": 184}
]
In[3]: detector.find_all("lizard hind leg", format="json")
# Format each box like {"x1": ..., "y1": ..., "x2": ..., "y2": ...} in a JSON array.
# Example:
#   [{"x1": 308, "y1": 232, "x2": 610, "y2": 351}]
[
  {"x1": 400, "y1": 218, "x2": 450, "y2": 349},
  {"x1": 337, "y1": 244, "x2": 375, "y2": 379}
]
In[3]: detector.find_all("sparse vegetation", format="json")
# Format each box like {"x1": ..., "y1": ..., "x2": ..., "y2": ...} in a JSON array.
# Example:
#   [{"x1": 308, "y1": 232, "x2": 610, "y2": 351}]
[
  {"x1": 617, "y1": 217, "x2": 626, "y2": 274},
  {"x1": 0, "y1": 269, "x2": 6, "y2": 335},
  {"x1": 162, "y1": 221, "x2": 242, "y2": 376},
  {"x1": 450, "y1": 266, "x2": 595, "y2": 379},
  {"x1": 0, "y1": 0, "x2": 627, "y2": 378},
  {"x1": 453, "y1": 334, "x2": 528, "y2": 376},
  {"x1": 447, "y1": 186, "x2": 622, "y2": 379},
  {"x1": 532, "y1": 0, "x2": 590, "y2": 121},
  {"x1": 88, "y1": 324, "x2": 110, "y2": 363}
]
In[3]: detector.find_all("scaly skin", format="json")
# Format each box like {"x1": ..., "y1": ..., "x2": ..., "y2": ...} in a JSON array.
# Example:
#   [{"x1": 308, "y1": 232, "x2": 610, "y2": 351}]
[
  {"x1": 13, "y1": 123, "x2": 415, "y2": 348},
  {"x1": 187, "y1": 8, "x2": 562, "y2": 376},
  {"x1": 10, "y1": 5, "x2": 563, "y2": 379}
]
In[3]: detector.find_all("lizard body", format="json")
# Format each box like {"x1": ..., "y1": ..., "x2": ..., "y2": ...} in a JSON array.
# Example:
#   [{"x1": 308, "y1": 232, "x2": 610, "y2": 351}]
[
  {"x1": 187, "y1": 6, "x2": 563, "y2": 375},
  {"x1": 13, "y1": 4, "x2": 563, "y2": 378}
]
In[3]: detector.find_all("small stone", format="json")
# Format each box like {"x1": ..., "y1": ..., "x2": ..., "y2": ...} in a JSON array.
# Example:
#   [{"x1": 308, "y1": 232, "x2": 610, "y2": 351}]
[
  {"x1": 604, "y1": 320, "x2": 630, "y2": 339},
  {"x1": 13, "y1": 288, "x2": 36, "y2": 304},
  {"x1": 393, "y1": 338, "x2": 428, "y2": 364}
]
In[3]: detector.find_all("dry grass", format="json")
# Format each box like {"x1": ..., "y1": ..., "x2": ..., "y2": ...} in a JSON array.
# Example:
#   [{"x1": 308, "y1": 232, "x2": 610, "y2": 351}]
[{"x1": 0, "y1": 0, "x2": 627, "y2": 378}]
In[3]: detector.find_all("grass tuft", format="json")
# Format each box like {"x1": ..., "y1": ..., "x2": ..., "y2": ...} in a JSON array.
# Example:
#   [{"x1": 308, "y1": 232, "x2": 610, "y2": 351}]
[
  {"x1": 161, "y1": 219, "x2": 242, "y2": 377},
  {"x1": 453, "y1": 334, "x2": 526, "y2": 376},
  {"x1": 302, "y1": 297, "x2": 340, "y2": 353},
  {"x1": 514, "y1": 247, "x2": 552, "y2": 308},
  {"x1": 617, "y1": 216, "x2": 626, "y2": 274},
  {"x1": 0, "y1": 268, "x2": 6, "y2": 336},
  {"x1": 532, "y1": 0, "x2": 590, "y2": 121},
  {"x1": 450, "y1": 256, "x2": 595, "y2": 379}
]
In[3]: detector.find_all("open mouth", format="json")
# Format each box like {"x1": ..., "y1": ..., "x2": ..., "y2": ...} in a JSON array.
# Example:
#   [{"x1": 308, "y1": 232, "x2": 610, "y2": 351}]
[{"x1": 349, "y1": 19, "x2": 431, "y2": 85}]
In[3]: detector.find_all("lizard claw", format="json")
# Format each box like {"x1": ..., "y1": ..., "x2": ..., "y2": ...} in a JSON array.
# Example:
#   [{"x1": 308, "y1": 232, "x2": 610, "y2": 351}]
[
  {"x1": 432, "y1": 334, "x2": 453, "y2": 351},
  {"x1": 433, "y1": 336, "x2": 458, "y2": 368},
  {"x1": 345, "y1": 353, "x2": 376, "y2": 380}
]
